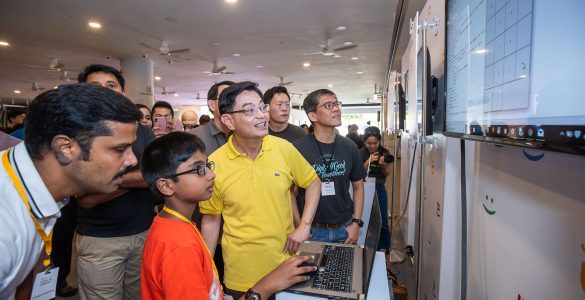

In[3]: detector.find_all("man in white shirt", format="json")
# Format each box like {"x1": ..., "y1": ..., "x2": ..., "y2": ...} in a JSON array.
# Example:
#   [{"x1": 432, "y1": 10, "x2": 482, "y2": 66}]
[{"x1": 0, "y1": 83, "x2": 141, "y2": 299}]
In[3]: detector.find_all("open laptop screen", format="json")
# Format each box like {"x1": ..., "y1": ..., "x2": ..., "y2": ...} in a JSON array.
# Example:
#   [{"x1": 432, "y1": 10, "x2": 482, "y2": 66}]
[{"x1": 362, "y1": 193, "x2": 381, "y2": 294}]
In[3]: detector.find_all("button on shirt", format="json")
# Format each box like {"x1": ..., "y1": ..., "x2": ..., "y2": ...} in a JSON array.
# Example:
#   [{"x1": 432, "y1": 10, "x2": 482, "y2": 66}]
[{"x1": 0, "y1": 143, "x2": 65, "y2": 298}]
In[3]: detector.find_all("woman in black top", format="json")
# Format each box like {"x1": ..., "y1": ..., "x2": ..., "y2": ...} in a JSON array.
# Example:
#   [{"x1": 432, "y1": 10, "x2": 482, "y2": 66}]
[{"x1": 359, "y1": 126, "x2": 394, "y2": 253}]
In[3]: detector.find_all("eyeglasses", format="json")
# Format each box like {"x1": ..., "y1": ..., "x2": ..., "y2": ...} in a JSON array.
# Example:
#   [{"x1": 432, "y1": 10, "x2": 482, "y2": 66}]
[
  {"x1": 226, "y1": 103, "x2": 269, "y2": 116},
  {"x1": 313, "y1": 101, "x2": 342, "y2": 111},
  {"x1": 169, "y1": 161, "x2": 215, "y2": 177},
  {"x1": 275, "y1": 102, "x2": 291, "y2": 109}
]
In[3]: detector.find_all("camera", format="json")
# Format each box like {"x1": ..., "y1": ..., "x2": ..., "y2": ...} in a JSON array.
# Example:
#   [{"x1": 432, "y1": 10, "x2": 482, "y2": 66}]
[{"x1": 378, "y1": 151, "x2": 394, "y2": 164}]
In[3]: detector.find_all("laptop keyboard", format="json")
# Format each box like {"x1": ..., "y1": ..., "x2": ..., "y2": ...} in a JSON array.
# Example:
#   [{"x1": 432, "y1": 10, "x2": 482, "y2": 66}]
[{"x1": 311, "y1": 245, "x2": 353, "y2": 292}]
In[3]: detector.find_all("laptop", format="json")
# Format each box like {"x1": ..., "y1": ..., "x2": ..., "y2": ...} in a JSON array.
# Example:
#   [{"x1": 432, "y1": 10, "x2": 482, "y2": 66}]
[{"x1": 286, "y1": 196, "x2": 382, "y2": 299}]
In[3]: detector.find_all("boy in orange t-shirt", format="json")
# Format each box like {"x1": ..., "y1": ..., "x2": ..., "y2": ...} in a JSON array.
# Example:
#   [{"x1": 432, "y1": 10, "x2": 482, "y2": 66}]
[{"x1": 141, "y1": 132, "x2": 316, "y2": 300}]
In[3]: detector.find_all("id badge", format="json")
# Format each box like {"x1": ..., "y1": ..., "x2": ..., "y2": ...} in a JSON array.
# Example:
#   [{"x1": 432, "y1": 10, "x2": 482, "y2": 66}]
[
  {"x1": 31, "y1": 267, "x2": 59, "y2": 300},
  {"x1": 365, "y1": 177, "x2": 377, "y2": 184},
  {"x1": 321, "y1": 181, "x2": 336, "y2": 196}
]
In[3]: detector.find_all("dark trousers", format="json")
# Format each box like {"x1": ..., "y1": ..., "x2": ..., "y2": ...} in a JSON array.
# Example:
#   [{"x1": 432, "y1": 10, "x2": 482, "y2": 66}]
[{"x1": 52, "y1": 200, "x2": 77, "y2": 288}]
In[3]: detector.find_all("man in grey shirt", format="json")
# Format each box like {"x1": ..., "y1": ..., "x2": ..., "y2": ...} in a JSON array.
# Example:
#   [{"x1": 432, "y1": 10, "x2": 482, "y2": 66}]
[
  {"x1": 189, "y1": 80, "x2": 234, "y2": 155},
  {"x1": 263, "y1": 86, "x2": 306, "y2": 143}
]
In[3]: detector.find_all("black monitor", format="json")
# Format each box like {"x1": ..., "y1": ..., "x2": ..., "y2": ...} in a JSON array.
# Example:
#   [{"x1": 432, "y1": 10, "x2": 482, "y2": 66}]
[{"x1": 445, "y1": 0, "x2": 585, "y2": 155}]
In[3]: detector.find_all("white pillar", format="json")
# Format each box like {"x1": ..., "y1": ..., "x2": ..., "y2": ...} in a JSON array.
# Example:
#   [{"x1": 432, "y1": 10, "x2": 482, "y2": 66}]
[{"x1": 120, "y1": 57, "x2": 154, "y2": 108}]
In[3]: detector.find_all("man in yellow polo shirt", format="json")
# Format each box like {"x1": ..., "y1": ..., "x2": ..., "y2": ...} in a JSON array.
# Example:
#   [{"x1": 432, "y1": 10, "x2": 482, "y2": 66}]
[{"x1": 200, "y1": 81, "x2": 321, "y2": 299}]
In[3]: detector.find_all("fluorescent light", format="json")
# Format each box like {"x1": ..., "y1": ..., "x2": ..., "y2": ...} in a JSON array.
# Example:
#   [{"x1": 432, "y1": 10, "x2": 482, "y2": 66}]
[
  {"x1": 256, "y1": 65, "x2": 264, "y2": 68},
  {"x1": 225, "y1": 0, "x2": 237, "y2": 3},
  {"x1": 351, "y1": 56, "x2": 359, "y2": 60},
  {"x1": 88, "y1": 22, "x2": 102, "y2": 29},
  {"x1": 174, "y1": 94, "x2": 179, "y2": 97},
  {"x1": 0, "y1": 41, "x2": 10, "y2": 47},
  {"x1": 343, "y1": 41, "x2": 353, "y2": 46},
  {"x1": 154, "y1": 76, "x2": 161, "y2": 81},
  {"x1": 303, "y1": 62, "x2": 311, "y2": 67},
  {"x1": 14, "y1": 90, "x2": 21, "y2": 94},
  {"x1": 356, "y1": 71, "x2": 364, "y2": 74},
  {"x1": 328, "y1": 84, "x2": 333, "y2": 88},
  {"x1": 336, "y1": 25, "x2": 347, "y2": 31},
  {"x1": 475, "y1": 48, "x2": 487, "y2": 54},
  {"x1": 232, "y1": 53, "x2": 240, "y2": 57}
]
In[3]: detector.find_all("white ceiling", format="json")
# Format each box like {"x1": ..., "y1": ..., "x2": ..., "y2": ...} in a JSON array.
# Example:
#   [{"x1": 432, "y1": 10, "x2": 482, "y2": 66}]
[{"x1": 0, "y1": 0, "x2": 406, "y2": 107}]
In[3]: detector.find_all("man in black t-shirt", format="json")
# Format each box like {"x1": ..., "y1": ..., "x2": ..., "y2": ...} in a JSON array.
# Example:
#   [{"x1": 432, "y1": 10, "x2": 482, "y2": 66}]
[
  {"x1": 293, "y1": 89, "x2": 367, "y2": 244},
  {"x1": 75, "y1": 64, "x2": 156, "y2": 299},
  {"x1": 264, "y1": 86, "x2": 306, "y2": 142}
]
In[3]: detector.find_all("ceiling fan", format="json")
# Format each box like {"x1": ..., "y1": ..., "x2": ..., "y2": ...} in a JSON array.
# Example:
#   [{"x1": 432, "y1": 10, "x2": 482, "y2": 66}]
[
  {"x1": 22, "y1": 58, "x2": 64, "y2": 71},
  {"x1": 204, "y1": 61, "x2": 234, "y2": 76},
  {"x1": 278, "y1": 76, "x2": 293, "y2": 87},
  {"x1": 161, "y1": 87, "x2": 176, "y2": 95},
  {"x1": 140, "y1": 41, "x2": 190, "y2": 56},
  {"x1": 31, "y1": 82, "x2": 46, "y2": 91},
  {"x1": 303, "y1": 38, "x2": 358, "y2": 58}
]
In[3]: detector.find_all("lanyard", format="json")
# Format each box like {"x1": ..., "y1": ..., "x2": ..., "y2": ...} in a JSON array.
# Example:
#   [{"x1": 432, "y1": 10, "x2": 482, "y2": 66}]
[
  {"x1": 2, "y1": 148, "x2": 53, "y2": 268},
  {"x1": 312, "y1": 134, "x2": 336, "y2": 182},
  {"x1": 162, "y1": 206, "x2": 220, "y2": 279}
]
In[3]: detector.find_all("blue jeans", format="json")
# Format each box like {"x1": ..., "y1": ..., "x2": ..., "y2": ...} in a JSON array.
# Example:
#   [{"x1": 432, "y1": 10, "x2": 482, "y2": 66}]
[
  {"x1": 311, "y1": 219, "x2": 353, "y2": 243},
  {"x1": 376, "y1": 183, "x2": 390, "y2": 252}
]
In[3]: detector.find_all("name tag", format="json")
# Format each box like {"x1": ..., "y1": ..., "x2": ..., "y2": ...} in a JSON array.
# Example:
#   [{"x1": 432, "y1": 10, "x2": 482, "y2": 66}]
[
  {"x1": 31, "y1": 267, "x2": 59, "y2": 300},
  {"x1": 321, "y1": 181, "x2": 336, "y2": 196},
  {"x1": 365, "y1": 177, "x2": 377, "y2": 184}
]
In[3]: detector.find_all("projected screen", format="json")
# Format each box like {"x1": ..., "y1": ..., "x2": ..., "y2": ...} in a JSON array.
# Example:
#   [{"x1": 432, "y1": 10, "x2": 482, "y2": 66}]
[{"x1": 445, "y1": 0, "x2": 585, "y2": 153}]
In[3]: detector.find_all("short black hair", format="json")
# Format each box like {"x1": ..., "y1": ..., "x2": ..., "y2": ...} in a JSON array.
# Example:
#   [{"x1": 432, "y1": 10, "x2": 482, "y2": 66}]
[
  {"x1": 262, "y1": 86, "x2": 290, "y2": 105},
  {"x1": 207, "y1": 81, "x2": 235, "y2": 100},
  {"x1": 300, "y1": 124, "x2": 309, "y2": 129},
  {"x1": 151, "y1": 101, "x2": 174, "y2": 118},
  {"x1": 24, "y1": 83, "x2": 141, "y2": 160},
  {"x1": 141, "y1": 132, "x2": 206, "y2": 199},
  {"x1": 363, "y1": 126, "x2": 381, "y2": 141},
  {"x1": 218, "y1": 81, "x2": 263, "y2": 115},
  {"x1": 7, "y1": 108, "x2": 26, "y2": 122},
  {"x1": 78, "y1": 64, "x2": 125, "y2": 90},
  {"x1": 303, "y1": 89, "x2": 337, "y2": 114},
  {"x1": 199, "y1": 114, "x2": 211, "y2": 124}
]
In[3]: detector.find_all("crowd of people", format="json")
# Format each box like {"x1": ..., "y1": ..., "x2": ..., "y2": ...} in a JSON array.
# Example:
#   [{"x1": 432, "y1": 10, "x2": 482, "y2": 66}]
[{"x1": 0, "y1": 64, "x2": 393, "y2": 300}]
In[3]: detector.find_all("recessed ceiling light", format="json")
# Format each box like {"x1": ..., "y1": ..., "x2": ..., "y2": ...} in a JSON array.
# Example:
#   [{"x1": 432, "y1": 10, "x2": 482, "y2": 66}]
[
  {"x1": 336, "y1": 25, "x2": 347, "y2": 31},
  {"x1": 154, "y1": 76, "x2": 161, "y2": 81},
  {"x1": 0, "y1": 41, "x2": 10, "y2": 47},
  {"x1": 174, "y1": 94, "x2": 179, "y2": 97},
  {"x1": 256, "y1": 65, "x2": 264, "y2": 68},
  {"x1": 14, "y1": 90, "x2": 21, "y2": 94},
  {"x1": 232, "y1": 53, "x2": 240, "y2": 57},
  {"x1": 328, "y1": 84, "x2": 333, "y2": 88},
  {"x1": 343, "y1": 41, "x2": 353, "y2": 46},
  {"x1": 88, "y1": 22, "x2": 102, "y2": 29},
  {"x1": 351, "y1": 56, "x2": 359, "y2": 60},
  {"x1": 54, "y1": 86, "x2": 59, "y2": 89},
  {"x1": 225, "y1": 0, "x2": 237, "y2": 3},
  {"x1": 356, "y1": 71, "x2": 364, "y2": 74},
  {"x1": 303, "y1": 62, "x2": 311, "y2": 67}
]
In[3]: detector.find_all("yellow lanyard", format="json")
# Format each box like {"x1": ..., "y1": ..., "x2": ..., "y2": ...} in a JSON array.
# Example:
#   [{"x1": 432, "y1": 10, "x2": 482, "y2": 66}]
[
  {"x1": 162, "y1": 205, "x2": 219, "y2": 279},
  {"x1": 2, "y1": 149, "x2": 53, "y2": 268}
]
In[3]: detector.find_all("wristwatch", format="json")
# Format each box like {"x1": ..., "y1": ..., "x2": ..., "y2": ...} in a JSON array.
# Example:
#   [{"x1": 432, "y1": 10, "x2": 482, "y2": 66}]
[
  {"x1": 245, "y1": 288, "x2": 261, "y2": 300},
  {"x1": 352, "y1": 218, "x2": 364, "y2": 227}
]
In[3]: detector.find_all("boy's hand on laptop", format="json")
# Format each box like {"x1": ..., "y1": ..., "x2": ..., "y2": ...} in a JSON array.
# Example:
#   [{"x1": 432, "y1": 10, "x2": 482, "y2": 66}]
[
  {"x1": 284, "y1": 224, "x2": 310, "y2": 254},
  {"x1": 245, "y1": 255, "x2": 316, "y2": 300},
  {"x1": 344, "y1": 223, "x2": 360, "y2": 244}
]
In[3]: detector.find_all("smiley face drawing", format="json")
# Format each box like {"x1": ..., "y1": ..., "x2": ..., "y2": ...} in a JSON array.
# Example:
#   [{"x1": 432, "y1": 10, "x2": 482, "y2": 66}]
[{"x1": 483, "y1": 195, "x2": 496, "y2": 215}]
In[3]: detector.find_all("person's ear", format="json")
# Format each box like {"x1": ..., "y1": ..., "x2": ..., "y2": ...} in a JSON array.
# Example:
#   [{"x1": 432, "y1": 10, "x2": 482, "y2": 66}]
[
  {"x1": 156, "y1": 178, "x2": 175, "y2": 197},
  {"x1": 50, "y1": 134, "x2": 77, "y2": 165},
  {"x1": 221, "y1": 114, "x2": 236, "y2": 131},
  {"x1": 308, "y1": 111, "x2": 318, "y2": 123},
  {"x1": 207, "y1": 99, "x2": 217, "y2": 114}
]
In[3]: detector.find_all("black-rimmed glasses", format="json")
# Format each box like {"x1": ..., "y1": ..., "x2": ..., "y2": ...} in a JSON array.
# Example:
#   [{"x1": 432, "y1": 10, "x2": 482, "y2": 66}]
[
  {"x1": 169, "y1": 161, "x2": 215, "y2": 177},
  {"x1": 225, "y1": 103, "x2": 269, "y2": 116},
  {"x1": 313, "y1": 101, "x2": 342, "y2": 111}
]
